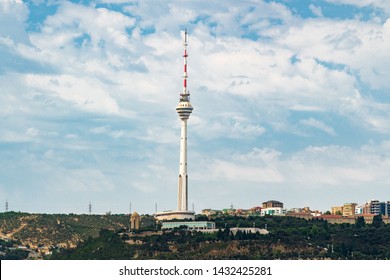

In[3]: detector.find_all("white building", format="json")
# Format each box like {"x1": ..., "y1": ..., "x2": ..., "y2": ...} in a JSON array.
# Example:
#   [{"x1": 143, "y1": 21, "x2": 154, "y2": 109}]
[
  {"x1": 261, "y1": 207, "x2": 287, "y2": 216},
  {"x1": 355, "y1": 205, "x2": 364, "y2": 215}
]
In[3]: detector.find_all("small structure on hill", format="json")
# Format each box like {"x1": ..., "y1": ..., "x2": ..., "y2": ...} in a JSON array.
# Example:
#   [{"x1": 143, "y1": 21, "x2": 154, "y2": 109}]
[
  {"x1": 161, "y1": 221, "x2": 217, "y2": 233},
  {"x1": 130, "y1": 212, "x2": 140, "y2": 230}
]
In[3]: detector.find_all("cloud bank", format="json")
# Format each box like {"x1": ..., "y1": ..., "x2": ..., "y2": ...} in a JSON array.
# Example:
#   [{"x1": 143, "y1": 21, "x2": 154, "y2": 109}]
[{"x1": 0, "y1": 0, "x2": 389, "y2": 213}]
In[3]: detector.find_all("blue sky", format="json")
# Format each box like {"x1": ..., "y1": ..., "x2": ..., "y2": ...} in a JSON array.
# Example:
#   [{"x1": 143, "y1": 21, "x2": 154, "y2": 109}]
[{"x1": 1, "y1": 0, "x2": 390, "y2": 214}]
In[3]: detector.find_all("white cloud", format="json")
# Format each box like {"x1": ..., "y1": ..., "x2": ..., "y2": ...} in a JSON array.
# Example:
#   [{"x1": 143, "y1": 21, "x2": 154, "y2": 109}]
[
  {"x1": 325, "y1": 0, "x2": 390, "y2": 15},
  {"x1": 192, "y1": 114, "x2": 265, "y2": 140},
  {"x1": 309, "y1": 4, "x2": 323, "y2": 17},
  {"x1": 276, "y1": 18, "x2": 390, "y2": 89},
  {"x1": 289, "y1": 105, "x2": 325, "y2": 112},
  {"x1": 2, "y1": 1, "x2": 390, "y2": 213},
  {"x1": 193, "y1": 142, "x2": 390, "y2": 202},
  {"x1": 206, "y1": 159, "x2": 285, "y2": 183},
  {"x1": 300, "y1": 118, "x2": 336, "y2": 136},
  {"x1": 0, "y1": 0, "x2": 29, "y2": 43},
  {"x1": 52, "y1": 169, "x2": 116, "y2": 193},
  {"x1": 24, "y1": 74, "x2": 122, "y2": 115},
  {"x1": 26, "y1": 127, "x2": 40, "y2": 138},
  {"x1": 90, "y1": 126, "x2": 110, "y2": 135},
  {"x1": 33, "y1": 2, "x2": 136, "y2": 50}
]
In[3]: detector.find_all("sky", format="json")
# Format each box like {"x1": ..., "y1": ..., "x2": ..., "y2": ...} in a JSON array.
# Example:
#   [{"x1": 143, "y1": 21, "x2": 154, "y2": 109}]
[{"x1": 0, "y1": 0, "x2": 390, "y2": 214}]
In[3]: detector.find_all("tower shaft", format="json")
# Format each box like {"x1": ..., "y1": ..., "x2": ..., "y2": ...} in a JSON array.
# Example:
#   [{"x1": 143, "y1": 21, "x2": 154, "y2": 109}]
[{"x1": 178, "y1": 119, "x2": 189, "y2": 211}]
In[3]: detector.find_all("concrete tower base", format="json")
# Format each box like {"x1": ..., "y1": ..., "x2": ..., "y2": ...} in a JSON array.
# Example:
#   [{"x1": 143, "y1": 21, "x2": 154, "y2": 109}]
[{"x1": 154, "y1": 210, "x2": 195, "y2": 221}]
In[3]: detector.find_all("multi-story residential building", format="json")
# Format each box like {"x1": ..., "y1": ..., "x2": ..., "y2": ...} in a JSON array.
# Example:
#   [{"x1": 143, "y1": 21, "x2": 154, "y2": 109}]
[
  {"x1": 261, "y1": 207, "x2": 286, "y2": 216},
  {"x1": 378, "y1": 201, "x2": 390, "y2": 216},
  {"x1": 369, "y1": 200, "x2": 381, "y2": 215},
  {"x1": 262, "y1": 200, "x2": 283, "y2": 209},
  {"x1": 331, "y1": 206, "x2": 343, "y2": 215},
  {"x1": 343, "y1": 203, "x2": 357, "y2": 216},
  {"x1": 355, "y1": 205, "x2": 364, "y2": 215},
  {"x1": 362, "y1": 201, "x2": 371, "y2": 214},
  {"x1": 359, "y1": 200, "x2": 390, "y2": 216}
]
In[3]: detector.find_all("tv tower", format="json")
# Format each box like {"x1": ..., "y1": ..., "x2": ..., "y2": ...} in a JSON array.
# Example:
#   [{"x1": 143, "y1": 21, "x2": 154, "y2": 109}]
[
  {"x1": 176, "y1": 29, "x2": 193, "y2": 212},
  {"x1": 154, "y1": 30, "x2": 195, "y2": 221},
  {"x1": 5, "y1": 199, "x2": 8, "y2": 212}
]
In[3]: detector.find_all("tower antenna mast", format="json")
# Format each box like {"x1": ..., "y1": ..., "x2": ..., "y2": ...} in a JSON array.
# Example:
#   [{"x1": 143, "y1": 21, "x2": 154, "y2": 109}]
[{"x1": 180, "y1": 29, "x2": 189, "y2": 102}]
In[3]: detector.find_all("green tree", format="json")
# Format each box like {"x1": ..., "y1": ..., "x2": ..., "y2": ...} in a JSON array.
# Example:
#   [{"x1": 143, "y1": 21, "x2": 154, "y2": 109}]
[
  {"x1": 310, "y1": 225, "x2": 319, "y2": 237},
  {"x1": 355, "y1": 216, "x2": 366, "y2": 229},
  {"x1": 216, "y1": 229, "x2": 224, "y2": 240},
  {"x1": 372, "y1": 215, "x2": 383, "y2": 228}
]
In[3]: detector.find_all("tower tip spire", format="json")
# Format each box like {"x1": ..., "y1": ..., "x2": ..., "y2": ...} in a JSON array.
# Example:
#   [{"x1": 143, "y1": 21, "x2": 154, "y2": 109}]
[
  {"x1": 184, "y1": 29, "x2": 187, "y2": 45},
  {"x1": 180, "y1": 29, "x2": 190, "y2": 102}
]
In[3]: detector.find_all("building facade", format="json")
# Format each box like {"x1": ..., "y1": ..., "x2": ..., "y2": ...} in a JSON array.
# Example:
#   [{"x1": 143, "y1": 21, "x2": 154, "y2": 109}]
[
  {"x1": 261, "y1": 207, "x2": 286, "y2": 216},
  {"x1": 355, "y1": 205, "x2": 364, "y2": 215},
  {"x1": 161, "y1": 221, "x2": 216, "y2": 232},
  {"x1": 262, "y1": 200, "x2": 283, "y2": 209},
  {"x1": 342, "y1": 203, "x2": 357, "y2": 216},
  {"x1": 362, "y1": 200, "x2": 390, "y2": 216},
  {"x1": 331, "y1": 206, "x2": 343, "y2": 215}
]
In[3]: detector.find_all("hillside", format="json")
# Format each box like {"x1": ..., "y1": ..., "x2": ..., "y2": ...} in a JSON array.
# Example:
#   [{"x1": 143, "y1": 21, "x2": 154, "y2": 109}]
[
  {"x1": 53, "y1": 215, "x2": 390, "y2": 260},
  {"x1": 2, "y1": 212, "x2": 390, "y2": 260},
  {"x1": 0, "y1": 212, "x2": 131, "y2": 255}
]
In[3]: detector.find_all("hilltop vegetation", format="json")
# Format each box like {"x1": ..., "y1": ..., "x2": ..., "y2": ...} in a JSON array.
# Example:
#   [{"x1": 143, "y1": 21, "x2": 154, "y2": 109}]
[
  {"x1": 0, "y1": 211, "x2": 130, "y2": 251},
  {"x1": 52, "y1": 215, "x2": 390, "y2": 260},
  {"x1": 2, "y1": 212, "x2": 390, "y2": 259}
]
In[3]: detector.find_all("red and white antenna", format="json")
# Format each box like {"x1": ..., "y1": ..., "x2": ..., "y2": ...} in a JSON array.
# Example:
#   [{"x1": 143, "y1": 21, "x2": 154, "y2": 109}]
[{"x1": 181, "y1": 29, "x2": 189, "y2": 102}]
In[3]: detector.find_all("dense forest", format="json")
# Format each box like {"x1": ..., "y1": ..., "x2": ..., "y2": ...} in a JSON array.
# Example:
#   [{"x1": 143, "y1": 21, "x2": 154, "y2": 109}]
[{"x1": 51, "y1": 215, "x2": 390, "y2": 260}]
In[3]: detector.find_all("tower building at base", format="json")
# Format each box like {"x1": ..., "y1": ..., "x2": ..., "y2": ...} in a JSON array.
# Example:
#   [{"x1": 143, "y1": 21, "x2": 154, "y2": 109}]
[{"x1": 155, "y1": 30, "x2": 195, "y2": 221}]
